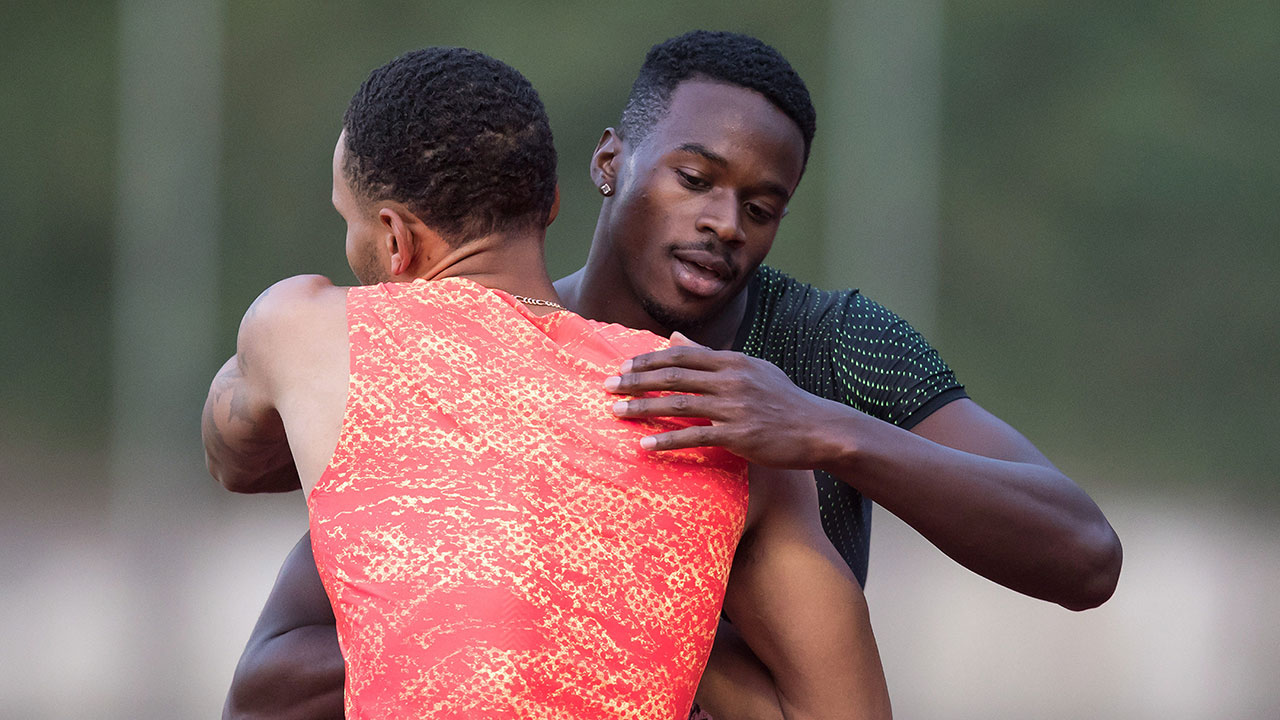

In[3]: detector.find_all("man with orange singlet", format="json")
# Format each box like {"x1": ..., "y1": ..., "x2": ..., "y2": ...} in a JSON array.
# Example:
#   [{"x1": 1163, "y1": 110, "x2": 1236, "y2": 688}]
[{"x1": 203, "y1": 47, "x2": 889, "y2": 719}]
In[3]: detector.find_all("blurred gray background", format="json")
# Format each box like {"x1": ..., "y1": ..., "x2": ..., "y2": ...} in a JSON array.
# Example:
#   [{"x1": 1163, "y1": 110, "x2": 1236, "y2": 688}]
[{"x1": 2, "y1": 1, "x2": 1277, "y2": 718}]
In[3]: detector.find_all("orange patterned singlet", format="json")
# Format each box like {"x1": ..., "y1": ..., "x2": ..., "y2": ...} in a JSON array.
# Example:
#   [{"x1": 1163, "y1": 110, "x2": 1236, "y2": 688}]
[{"x1": 307, "y1": 277, "x2": 749, "y2": 719}]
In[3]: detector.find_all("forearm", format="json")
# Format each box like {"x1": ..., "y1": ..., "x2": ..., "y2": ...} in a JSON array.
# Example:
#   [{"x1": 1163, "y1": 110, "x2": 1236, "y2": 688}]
[
  {"x1": 821, "y1": 403, "x2": 1121, "y2": 609},
  {"x1": 604, "y1": 342, "x2": 1119, "y2": 607},
  {"x1": 226, "y1": 533, "x2": 344, "y2": 719},
  {"x1": 224, "y1": 625, "x2": 344, "y2": 720},
  {"x1": 203, "y1": 354, "x2": 300, "y2": 493}
]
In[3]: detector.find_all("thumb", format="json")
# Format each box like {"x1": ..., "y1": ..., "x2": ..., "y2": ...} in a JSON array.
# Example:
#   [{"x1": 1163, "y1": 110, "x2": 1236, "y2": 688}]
[{"x1": 669, "y1": 331, "x2": 706, "y2": 348}]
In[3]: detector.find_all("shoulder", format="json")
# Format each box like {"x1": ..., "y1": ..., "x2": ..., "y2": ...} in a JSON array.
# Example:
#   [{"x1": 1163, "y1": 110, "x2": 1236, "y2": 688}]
[
  {"x1": 237, "y1": 275, "x2": 347, "y2": 358},
  {"x1": 835, "y1": 291, "x2": 914, "y2": 340},
  {"x1": 251, "y1": 274, "x2": 344, "y2": 310},
  {"x1": 751, "y1": 266, "x2": 853, "y2": 324},
  {"x1": 242, "y1": 275, "x2": 344, "y2": 327},
  {"x1": 748, "y1": 265, "x2": 897, "y2": 346},
  {"x1": 778, "y1": 272, "x2": 920, "y2": 344}
]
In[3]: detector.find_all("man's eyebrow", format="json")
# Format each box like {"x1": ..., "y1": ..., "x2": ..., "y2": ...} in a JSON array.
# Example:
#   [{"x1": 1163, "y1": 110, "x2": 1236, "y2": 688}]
[
  {"x1": 675, "y1": 143, "x2": 728, "y2": 167},
  {"x1": 673, "y1": 143, "x2": 792, "y2": 200}
]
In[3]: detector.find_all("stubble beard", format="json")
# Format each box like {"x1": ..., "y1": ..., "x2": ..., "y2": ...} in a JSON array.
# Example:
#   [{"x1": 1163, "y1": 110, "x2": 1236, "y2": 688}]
[
  {"x1": 351, "y1": 244, "x2": 388, "y2": 286},
  {"x1": 639, "y1": 293, "x2": 709, "y2": 336}
]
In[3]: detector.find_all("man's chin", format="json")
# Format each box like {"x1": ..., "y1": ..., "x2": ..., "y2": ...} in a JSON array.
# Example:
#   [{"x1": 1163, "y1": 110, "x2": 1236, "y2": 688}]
[{"x1": 640, "y1": 295, "x2": 712, "y2": 336}]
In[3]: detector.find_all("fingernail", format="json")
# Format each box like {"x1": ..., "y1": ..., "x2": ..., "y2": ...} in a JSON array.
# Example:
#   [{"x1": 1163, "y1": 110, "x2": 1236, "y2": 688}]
[
  {"x1": 611, "y1": 400, "x2": 628, "y2": 414},
  {"x1": 603, "y1": 376, "x2": 620, "y2": 391},
  {"x1": 639, "y1": 436, "x2": 656, "y2": 450},
  {"x1": 620, "y1": 360, "x2": 633, "y2": 373}
]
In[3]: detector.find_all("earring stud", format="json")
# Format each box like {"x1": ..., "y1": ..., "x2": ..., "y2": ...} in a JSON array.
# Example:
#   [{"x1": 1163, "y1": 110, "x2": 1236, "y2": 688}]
[{"x1": 599, "y1": 182, "x2": 613, "y2": 197}]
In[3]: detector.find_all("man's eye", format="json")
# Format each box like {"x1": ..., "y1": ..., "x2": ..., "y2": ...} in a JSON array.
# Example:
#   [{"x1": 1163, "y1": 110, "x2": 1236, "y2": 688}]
[
  {"x1": 745, "y1": 203, "x2": 776, "y2": 223},
  {"x1": 675, "y1": 169, "x2": 710, "y2": 189}
]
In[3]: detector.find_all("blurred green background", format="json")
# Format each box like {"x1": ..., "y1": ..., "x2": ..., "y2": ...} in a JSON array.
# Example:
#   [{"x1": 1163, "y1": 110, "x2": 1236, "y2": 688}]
[
  {"x1": 5, "y1": 0, "x2": 1275, "y2": 495},
  {"x1": 2, "y1": 1, "x2": 1276, "y2": 718}
]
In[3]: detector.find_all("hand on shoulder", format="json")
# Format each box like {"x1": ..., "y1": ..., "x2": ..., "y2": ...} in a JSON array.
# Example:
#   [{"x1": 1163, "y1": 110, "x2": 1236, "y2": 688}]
[{"x1": 604, "y1": 332, "x2": 854, "y2": 468}]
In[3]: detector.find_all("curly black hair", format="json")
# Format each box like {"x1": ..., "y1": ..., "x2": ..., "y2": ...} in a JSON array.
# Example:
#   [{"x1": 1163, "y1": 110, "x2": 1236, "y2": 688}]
[
  {"x1": 342, "y1": 47, "x2": 557, "y2": 246},
  {"x1": 619, "y1": 30, "x2": 816, "y2": 167}
]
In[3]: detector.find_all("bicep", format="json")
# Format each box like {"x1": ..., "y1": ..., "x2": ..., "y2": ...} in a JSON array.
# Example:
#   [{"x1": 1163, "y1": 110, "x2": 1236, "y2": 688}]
[
  {"x1": 202, "y1": 285, "x2": 287, "y2": 465},
  {"x1": 910, "y1": 397, "x2": 1056, "y2": 467},
  {"x1": 202, "y1": 352, "x2": 280, "y2": 466},
  {"x1": 203, "y1": 276, "x2": 339, "y2": 491},
  {"x1": 723, "y1": 467, "x2": 890, "y2": 720}
]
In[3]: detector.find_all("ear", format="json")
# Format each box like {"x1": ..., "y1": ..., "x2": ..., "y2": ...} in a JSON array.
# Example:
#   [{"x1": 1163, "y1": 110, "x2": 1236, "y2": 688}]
[
  {"x1": 546, "y1": 185, "x2": 561, "y2": 227},
  {"x1": 378, "y1": 206, "x2": 426, "y2": 277},
  {"x1": 589, "y1": 128, "x2": 623, "y2": 190}
]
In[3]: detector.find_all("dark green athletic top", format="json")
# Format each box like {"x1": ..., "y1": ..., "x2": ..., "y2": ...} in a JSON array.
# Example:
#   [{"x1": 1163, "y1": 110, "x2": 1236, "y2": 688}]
[{"x1": 732, "y1": 265, "x2": 968, "y2": 586}]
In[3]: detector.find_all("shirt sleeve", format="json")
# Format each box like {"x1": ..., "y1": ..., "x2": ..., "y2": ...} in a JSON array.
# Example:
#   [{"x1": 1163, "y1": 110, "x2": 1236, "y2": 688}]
[{"x1": 828, "y1": 292, "x2": 967, "y2": 430}]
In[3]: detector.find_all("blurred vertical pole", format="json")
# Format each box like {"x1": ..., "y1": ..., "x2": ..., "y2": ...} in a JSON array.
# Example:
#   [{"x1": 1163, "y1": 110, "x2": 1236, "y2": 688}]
[
  {"x1": 112, "y1": 0, "x2": 222, "y2": 715},
  {"x1": 111, "y1": 1, "x2": 222, "y2": 511},
  {"x1": 823, "y1": 0, "x2": 943, "y2": 337}
]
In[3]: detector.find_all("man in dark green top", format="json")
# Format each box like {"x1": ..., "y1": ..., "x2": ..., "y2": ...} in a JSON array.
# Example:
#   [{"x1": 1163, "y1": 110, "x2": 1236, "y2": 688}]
[
  {"x1": 730, "y1": 265, "x2": 970, "y2": 584},
  {"x1": 224, "y1": 30, "x2": 1121, "y2": 719}
]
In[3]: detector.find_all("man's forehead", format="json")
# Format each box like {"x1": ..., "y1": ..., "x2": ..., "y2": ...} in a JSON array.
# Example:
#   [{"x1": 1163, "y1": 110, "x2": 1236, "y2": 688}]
[{"x1": 646, "y1": 79, "x2": 805, "y2": 188}]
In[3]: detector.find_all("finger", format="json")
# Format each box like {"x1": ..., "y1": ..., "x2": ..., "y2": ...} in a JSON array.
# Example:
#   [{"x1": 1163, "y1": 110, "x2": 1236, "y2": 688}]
[
  {"x1": 611, "y1": 394, "x2": 723, "y2": 420},
  {"x1": 621, "y1": 345, "x2": 729, "y2": 374},
  {"x1": 604, "y1": 367, "x2": 723, "y2": 396},
  {"x1": 638, "y1": 425, "x2": 725, "y2": 452},
  {"x1": 668, "y1": 331, "x2": 708, "y2": 349}
]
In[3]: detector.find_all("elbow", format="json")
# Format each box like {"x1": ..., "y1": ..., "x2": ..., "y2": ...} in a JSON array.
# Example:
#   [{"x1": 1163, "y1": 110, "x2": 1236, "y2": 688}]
[
  {"x1": 204, "y1": 451, "x2": 252, "y2": 494},
  {"x1": 224, "y1": 634, "x2": 277, "y2": 720},
  {"x1": 214, "y1": 473, "x2": 256, "y2": 495},
  {"x1": 225, "y1": 628, "x2": 345, "y2": 720},
  {"x1": 1059, "y1": 521, "x2": 1123, "y2": 611},
  {"x1": 204, "y1": 448, "x2": 299, "y2": 494},
  {"x1": 204, "y1": 448, "x2": 234, "y2": 491},
  {"x1": 201, "y1": 422, "x2": 250, "y2": 493}
]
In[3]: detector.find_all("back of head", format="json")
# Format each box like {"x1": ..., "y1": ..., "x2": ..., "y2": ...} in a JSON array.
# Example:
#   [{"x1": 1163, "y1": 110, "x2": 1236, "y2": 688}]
[
  {"x1": 342, "y1": 47, "x2": 558, "y2": 246},
  {"x1": 619, "y1": 30, "x2": 816, "y2": 167}
]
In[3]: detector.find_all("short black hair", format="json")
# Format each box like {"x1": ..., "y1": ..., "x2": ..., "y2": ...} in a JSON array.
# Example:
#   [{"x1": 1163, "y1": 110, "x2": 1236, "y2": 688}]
[
  {"x1": 342, "y1": 47, "x2": 557, "y2": 246},
  {"x1": 619, "y1": 30, "x2": 816, "y2": 167}
]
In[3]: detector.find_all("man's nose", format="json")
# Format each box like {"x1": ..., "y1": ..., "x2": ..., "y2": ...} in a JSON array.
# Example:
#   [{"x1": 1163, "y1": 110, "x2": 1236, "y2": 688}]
[{"x1": 695, "y1": 190, "x2": 746, "y2": 245}]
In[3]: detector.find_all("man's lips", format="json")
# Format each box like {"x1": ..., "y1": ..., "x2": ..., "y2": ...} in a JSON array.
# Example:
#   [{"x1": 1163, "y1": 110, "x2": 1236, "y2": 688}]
[
  {"x1": 670, "y1": 248, "x2": 734, "y2": 297},
  {"x1": 671, "y1": 248, "x2": 732, "y2": 280}
]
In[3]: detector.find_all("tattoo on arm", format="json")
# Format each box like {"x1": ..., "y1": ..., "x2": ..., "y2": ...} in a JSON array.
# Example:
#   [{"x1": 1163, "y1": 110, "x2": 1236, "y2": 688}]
[{"x1": 203, "y1": 353, "x2": 296, "y2": 490}]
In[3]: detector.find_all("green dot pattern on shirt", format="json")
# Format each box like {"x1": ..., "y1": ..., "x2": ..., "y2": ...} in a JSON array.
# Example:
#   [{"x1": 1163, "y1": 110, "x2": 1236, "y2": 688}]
[{"x1": 733, "y1": 265, "x2": 967, "y2": 587}]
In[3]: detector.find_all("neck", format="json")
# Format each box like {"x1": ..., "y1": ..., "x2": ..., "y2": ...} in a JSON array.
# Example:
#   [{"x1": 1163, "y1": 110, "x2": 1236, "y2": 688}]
[{"x1": 411, "y1": 230, "x2": 561, "y2": 304}]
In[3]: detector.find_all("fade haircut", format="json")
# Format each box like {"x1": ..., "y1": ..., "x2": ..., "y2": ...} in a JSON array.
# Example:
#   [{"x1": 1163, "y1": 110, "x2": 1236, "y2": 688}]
[
  {"x1": 619, "y1": 30, "x2": 816, "y2": 167},
  {"x1": 342, "y1": 47, "x2": 558, "y2": 246}
]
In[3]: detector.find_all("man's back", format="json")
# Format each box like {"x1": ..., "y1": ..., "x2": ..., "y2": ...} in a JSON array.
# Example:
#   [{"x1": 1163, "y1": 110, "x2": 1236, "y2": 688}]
[{"x1": 265, "y1": 276, "x2": 750, "y2": 718}]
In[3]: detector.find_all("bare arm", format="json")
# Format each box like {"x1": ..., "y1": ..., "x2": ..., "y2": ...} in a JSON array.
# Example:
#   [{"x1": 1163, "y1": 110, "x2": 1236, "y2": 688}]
[
  {"x1": 203, "y1": 274, "x2": 348, "y2": 494},
  {"x1": 608, "y1": 342, "x2": 1122, "y2": 610},
  {"x1": 225, "y1": 533, "x2": 344, "y2": 720},
  {"x1": 855, "y1": 397, "x2": 1121, "y2": 610},
  {"x1": 698, "y1": 466, "x2": 891, "y2": 720},
  {"x1": 695, "y1": 618, "x2": 787, "y2": 720},
  {"x1": 202, "y1": 284, "x2": 300, "y2": 494}
]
